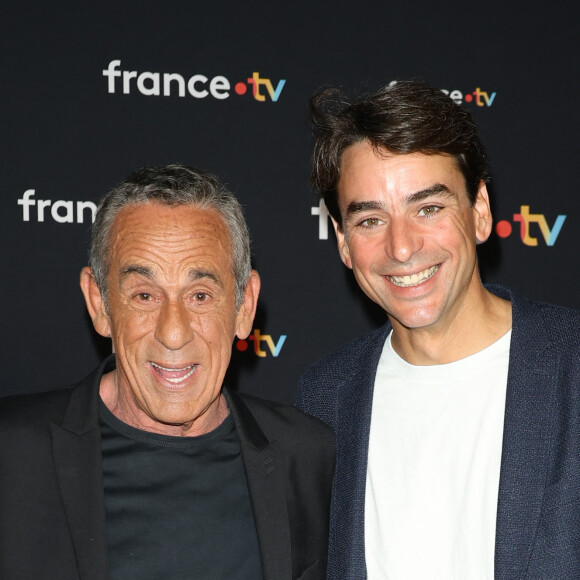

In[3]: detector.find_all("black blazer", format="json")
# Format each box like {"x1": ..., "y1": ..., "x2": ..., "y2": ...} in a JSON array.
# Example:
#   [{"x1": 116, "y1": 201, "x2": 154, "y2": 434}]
[
  {"x1": 0, "y1": 356, "x2": 335, "y2": 580},
  {"x1": 298, "y1": 285, "x2": 580, "y2": 579}
]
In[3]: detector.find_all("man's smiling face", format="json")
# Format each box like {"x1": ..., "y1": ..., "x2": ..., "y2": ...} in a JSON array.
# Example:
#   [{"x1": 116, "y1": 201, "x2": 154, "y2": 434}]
[
  {"x1": 334, "y1": 141, "x2": 492, "y2": 334},
  {"x1": 84, "y1": 202, "x2": 257, "y2": 435}
]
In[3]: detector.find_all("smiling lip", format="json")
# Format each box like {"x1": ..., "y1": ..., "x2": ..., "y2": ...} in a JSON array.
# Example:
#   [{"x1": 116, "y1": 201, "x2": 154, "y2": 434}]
[
  {"x1": 149, "y1": 362, "x2": 198, "y2": 384},
  {"x1": 387, "y1": 264, "x2": 440, "y2": 288}
]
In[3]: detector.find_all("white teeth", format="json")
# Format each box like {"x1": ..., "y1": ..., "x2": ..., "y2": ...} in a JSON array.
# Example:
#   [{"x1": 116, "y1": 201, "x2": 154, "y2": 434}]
[
  {"x1": 389, "y1": 265, "x2": 439, "y2": 287},
  {"x1": 150, "y1": 362, "x2": 194, "y2": 372},
  {"x1": 150, "y1": 362, "x2": 197, "y2": 384},
  {"x1": 165, "y1": 367, "x2": 196, "y2": 384}
]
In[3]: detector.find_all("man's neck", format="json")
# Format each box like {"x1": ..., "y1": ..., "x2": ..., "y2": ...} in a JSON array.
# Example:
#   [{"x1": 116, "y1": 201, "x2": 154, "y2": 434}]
[
  {"x1": 99, "y1": 371, "x2": 229, "y2": 437},
  {"x1": 389, "y1": 286, "x2": 512, "y2": 366}
]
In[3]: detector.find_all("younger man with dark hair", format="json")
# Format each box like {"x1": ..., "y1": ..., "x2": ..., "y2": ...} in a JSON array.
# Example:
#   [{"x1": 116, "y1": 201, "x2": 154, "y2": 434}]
[{"x1": 297, "y1": 81, "x2": 580, "y2": 579}]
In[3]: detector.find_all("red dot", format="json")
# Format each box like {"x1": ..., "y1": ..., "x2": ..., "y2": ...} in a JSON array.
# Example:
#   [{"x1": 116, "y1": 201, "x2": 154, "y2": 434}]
[
  {"x1": 464, "y1": 94, "x2": 473, "y2": 102},
  {"x1": 495, "y1": 220, "x2": 512, "y2": 238},
  {"x1": 234, "y1": 82, "x2": 247, "y2": 95},
  {"x1": 236, "y1": 339, "x2": 248, "y2": 352}
]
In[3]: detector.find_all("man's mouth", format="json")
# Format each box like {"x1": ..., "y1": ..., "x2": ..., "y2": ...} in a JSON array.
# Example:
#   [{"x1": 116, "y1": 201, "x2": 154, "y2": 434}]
[
  {"x1": 150, "y1": 362, "x2": 198, "y2": 384},
  {"x1": 388, "y1": 264, "x2": 440, "y2": 288}
]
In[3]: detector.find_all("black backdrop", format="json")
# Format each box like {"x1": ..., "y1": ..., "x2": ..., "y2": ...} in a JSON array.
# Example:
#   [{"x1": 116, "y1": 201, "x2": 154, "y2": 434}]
[{"x1": 3, "y1": 2, "x2": 578, "y2": 402}]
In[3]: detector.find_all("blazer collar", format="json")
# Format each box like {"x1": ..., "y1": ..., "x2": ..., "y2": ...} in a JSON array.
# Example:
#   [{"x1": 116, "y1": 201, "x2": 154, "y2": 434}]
[
  {"x1": 224, "y1": 388, "x2": 292, "y2": 580},
  {"x1": 331, "y1": 325, "x2": 390, "y2": 579},
  {"x1": 334, "y1": 285, "x2": 560, "y2": 579},
  {"x1": 51, "y1": 355, "x2": 115, "y2": 579},
  {"x1": 491, "y1": 286, "x2": 560, "y2": 578},
  {"x1": 51, "y1": 359, "x2": 295, "y2": 579},
  {"x1": 60, "y1": 355, "x2": 115, "y2": 434}
]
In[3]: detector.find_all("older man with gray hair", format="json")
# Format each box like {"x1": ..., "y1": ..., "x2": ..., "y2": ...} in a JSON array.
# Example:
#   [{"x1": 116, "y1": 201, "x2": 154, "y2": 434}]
[{"x1": 0, "y1": 165, "x2": 334, "y2": 580}]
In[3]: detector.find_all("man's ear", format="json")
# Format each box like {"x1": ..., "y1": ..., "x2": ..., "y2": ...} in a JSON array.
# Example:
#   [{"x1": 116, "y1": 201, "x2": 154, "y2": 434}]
[
  {"x1": 473, "y1": 181, "x2": 493, "y2": 245},
  {"x1": 235, "y1": 270, "x2": 261, "y2": 339},
  {"x1": 331, "y1": 217, "x2": 353, "y2": 269},
  {"x1": 80, "y1": 266, "x2": 111, "y2": 338}
]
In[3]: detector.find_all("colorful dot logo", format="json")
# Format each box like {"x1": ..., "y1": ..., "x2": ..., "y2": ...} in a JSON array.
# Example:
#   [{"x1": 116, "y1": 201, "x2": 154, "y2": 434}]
[
  {"x1": 494, "y1": 205, "x2": 566, "y2": 246},
  {"x1": 235, "y1": 72, "x2": 286, "y2": 102},
  {"x1": 495, "y1": 220, "x2": 513, "y2": 238},
  {"x1": 235, "y1": 329, "x2": 287, "y2": 357},
  {"x1": 463, "y1": 88, "x2": 496, "y2": 106}
]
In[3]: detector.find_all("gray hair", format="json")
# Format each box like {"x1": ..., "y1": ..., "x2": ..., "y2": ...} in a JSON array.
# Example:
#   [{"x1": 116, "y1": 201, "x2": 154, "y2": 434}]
[{"x1": 89, "y1": 164, "x2": 252, "y2": 309}]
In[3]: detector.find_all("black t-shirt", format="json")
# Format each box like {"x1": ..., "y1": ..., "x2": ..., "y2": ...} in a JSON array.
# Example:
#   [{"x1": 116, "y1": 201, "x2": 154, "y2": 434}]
[{"x1": 99, "y1": 402, "x2": 263, "y2": 580}]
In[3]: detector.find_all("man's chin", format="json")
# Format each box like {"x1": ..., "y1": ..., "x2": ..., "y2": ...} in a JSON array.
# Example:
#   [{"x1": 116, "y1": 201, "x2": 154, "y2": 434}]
[{"x1": 387, "y1": 307, "x2": 443, "y2": 331}]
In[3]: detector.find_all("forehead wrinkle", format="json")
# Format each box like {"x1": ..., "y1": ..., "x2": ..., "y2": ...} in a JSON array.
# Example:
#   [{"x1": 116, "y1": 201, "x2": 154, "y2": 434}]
[{"x1": 110, "y1": 204, "x2": 233, "y2": 297}]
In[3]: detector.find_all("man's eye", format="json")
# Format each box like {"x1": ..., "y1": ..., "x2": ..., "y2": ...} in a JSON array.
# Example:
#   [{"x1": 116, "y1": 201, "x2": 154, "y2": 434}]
[
  {"x1": 359, "y1": 217, "x2": 382, "y2": 228},
  {"x1": 136, "y1": 293, "x2": 153, "y2": 301},
  {"x1": 418, "y1": 205, "x2": 441, "y2": 217},
  {"x1": 193, "y1": 292, "x2": 210, "y2": 302}
]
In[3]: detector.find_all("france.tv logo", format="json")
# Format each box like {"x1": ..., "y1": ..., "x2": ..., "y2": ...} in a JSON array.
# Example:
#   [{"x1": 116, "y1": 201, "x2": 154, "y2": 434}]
[
  {"x1": 390, "y1": 81, "x2": 497, "y2": 108},
  {"x1": 441, "y1": 86, "x2": 496, "y2": 107},
  {"x1": 495, "y1": 205, "x2": 567, "y2": 246},
  {"x1": 103, "y1": 60, "x2": 285, "y2": 102},
  {"x1": 236, "y1": 329, "x2": 287, "y2": 357}
]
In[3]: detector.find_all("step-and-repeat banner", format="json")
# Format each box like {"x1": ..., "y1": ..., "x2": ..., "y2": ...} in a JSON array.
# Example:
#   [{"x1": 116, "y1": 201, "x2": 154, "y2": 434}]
[{"x1": 3, "y1": 2, "x2": 578, "y2": 402}]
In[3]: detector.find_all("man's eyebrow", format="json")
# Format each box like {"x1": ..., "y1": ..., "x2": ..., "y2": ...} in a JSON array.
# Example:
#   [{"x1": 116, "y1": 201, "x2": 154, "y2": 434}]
[
  {"x1": 404, "y1": 183, "x2": 453, "y2": 204},
  {"x1": 119, "y1": 265, "x2": 154, "y2": 282},
  {"x1": 345, "y1": 200, "x2": 385, "y2": 217},
  {"x1": 188, "y1": 269, "x2": 222, "y2": 287},
  {"x1": 345, "y1": 184, "x2": 454, "y2": 218},
  {"x1": 118, "y1": 266, "x2": 222, "y2": 287}
]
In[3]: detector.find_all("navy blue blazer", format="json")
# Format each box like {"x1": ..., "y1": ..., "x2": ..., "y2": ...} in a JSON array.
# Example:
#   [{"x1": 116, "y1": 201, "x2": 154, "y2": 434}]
[{"x1": 297, "y1": 285, "x2": 580, "y2": 579}]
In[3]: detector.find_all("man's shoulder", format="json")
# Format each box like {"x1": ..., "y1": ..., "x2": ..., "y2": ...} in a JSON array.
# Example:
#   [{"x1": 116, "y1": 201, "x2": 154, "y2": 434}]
[
  {"x1": 0, "y1": 361, "x2": 103, "y2": 436},
  {"x1": 494, "y1": 284, "x2": 580, "y2": 339},
  {"x1": 523, "y1": 295, "x2": 580, "y2": 324},
  {"x1": 487, "y1": 285, "x2": 580, "y2": 369},
  {"x1": 234, "y1": 391, "x2": 334, "y2": 444},
  {"x1": 302, "y1": 324, "x2": 389, "y2": 381},
  {"x1": 518, "y1": 297, "x2": 580, "y2": 357},
  {"x1": 0, "y1": 387, "x2": 75, "y2": 427},
  {"x1": 489, "y1": 284, "x2": 580, "y2": 319},
  {"x1": 295, "y1": 325, "x2": 389, "y2": 426},
  {"x1": 0, "y1": 387, "x2": 79, "y2": 453}
]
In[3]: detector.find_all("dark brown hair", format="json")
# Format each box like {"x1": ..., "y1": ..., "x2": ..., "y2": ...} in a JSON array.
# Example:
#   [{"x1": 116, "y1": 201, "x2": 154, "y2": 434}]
[{"x1": 310, "y1": 80, "x2": 490, "y2": 227}]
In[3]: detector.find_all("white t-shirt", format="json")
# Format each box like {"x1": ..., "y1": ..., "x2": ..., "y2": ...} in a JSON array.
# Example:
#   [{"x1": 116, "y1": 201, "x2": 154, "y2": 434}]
[{"x1": 365, "y1": 330, "x2": 511, "y2": 580}]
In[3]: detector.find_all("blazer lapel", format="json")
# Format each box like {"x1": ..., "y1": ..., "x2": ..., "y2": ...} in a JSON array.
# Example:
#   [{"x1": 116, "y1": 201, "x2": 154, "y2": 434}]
[
  {"x1": 225, "y1": 389, "x2": 292, "y2": 580},
  {"x1": 494, "y1": 292, "x2": 559, "y2": 580},
  {"x1": 51, "y1": 358, "x2": 112, "y2": 580},
  {"x1": 332, "y1": 325, "x2": 389, "y2": 579}
]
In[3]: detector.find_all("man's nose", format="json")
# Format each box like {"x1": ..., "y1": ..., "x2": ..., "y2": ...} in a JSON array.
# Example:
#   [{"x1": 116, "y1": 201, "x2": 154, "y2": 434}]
[
  {"x1": 154, "y1": 300, "x2": 195, "y2": 350},
  {"x1": 384, "y1": 218, "x2": 423, "y2": 263}
]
